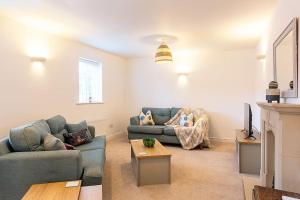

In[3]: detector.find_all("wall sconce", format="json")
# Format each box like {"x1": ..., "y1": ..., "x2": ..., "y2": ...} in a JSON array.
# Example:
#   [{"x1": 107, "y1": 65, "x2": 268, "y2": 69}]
[
  {"x1": 177, "y1": 72, "x2": 189, "y2": 76},
  {"x1": 30, "y1": 57, "x2": 46, "y2": 73},
  {"x1": 30, "y1": 57, "x2": 47, "y2": 63},
  {"x1": 256, "y1": 54, "x2": 266, "y2": 60}
]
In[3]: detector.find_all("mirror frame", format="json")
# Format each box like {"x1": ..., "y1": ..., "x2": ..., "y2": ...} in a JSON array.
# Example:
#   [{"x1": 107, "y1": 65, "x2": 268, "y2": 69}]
[{"x1": 273, "y1": 18, "x2": 298, "y2": 98}]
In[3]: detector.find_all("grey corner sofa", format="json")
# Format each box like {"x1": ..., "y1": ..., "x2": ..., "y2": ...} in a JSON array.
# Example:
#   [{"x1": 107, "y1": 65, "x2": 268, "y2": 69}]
[
  {"x1": 0, "y1": 115, "x2": 106, "y2": 200},
  {"x1": 127, "y1": 107, "x2": 181, "y2": 144}
]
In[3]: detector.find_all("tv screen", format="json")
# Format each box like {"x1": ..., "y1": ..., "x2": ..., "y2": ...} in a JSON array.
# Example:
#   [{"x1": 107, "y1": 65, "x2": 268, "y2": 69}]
[{"x1": 244, "y1": 103, "x2": 253, "y2": 136}]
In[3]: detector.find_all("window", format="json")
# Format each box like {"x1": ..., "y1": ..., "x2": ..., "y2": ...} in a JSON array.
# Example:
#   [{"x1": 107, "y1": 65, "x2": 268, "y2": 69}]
[{"x1": 78, "y1": 58, "x2": 102, "y2": 104}]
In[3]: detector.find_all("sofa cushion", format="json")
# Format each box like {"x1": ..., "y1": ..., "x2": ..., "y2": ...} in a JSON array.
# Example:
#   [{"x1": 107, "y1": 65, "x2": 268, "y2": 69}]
[
  {"x1": 128, "y1": 125, "x2": 165, "y2": 135},
  {"x1": 53, "y1": 129, "x2": 67, "y2": 143},
  {"x1": 0, "y1": 138, "x2": 13, "y2": 156},
  {"x1": 81, "y1": 149, "x2": 105, "y2": 186},
  {"x1": 63, "y1": 129, "x2": 92, "y2": 146},
  {"x1": 164, "y1": 126, "x2": 176, "y2": 136},
  {"x1": 142, "y1": 108, "x2": 171, "y2": 125},
  {"x1": 139, "y1": 110, "x2": 155, "y2": 125},
  {"x1": 77, "y1": 136, "x2": 106, "y2": 152},
  {"x1": 46, "y1": 115, "x2": 66, "y2": 134},
  {"x1": 9, "y1": 120, "x2": 50, "y2": 152},
  {"x1": 43, "y1": 134, "x2": 66, "y2": 151},
  {"x1": 66, "y1": 121, "x2": 92, "y2": 141},
  {"x1": 171, "y1": 107, "x2": 181, "y2": 118}
]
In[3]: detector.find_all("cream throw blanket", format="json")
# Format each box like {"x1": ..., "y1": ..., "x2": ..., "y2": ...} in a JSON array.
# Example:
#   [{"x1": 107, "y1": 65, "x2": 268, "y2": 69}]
[{"x1": 165, "y1": 108, "x2": 210, "y2": 150}]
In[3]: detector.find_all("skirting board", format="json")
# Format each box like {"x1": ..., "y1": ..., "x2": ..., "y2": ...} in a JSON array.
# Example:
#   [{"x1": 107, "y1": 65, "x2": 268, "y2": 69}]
[{"x1": 209, "y1": 137, "x2": 235, "y2": 143}]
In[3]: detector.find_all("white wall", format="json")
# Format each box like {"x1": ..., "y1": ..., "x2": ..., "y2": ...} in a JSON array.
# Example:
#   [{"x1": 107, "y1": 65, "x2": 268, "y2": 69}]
[
  {"x1": 253, "y1": 0, "x2": 300, "y2": 130},
  {"x1": 127, "y1": 49, "x2": 257, "y2": 139},
  {"x1": 0, "y1": 16, "x2": 128, "y2": 139}
]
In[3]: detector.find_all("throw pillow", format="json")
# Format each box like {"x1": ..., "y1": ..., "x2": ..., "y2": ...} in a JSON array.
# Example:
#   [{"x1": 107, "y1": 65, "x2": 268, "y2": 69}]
[
  {"x1": 63, "y1": 129, "x2": 91, "y2": 146},
  {"x1": 64, "y1": 143, "x2": 76, "y2": 150},
  {"x1": 66, "y1": 121, "x2": 92, "y2": 142},
  {"x1": 139, "y1": 110, "x2": 155, "y2": 125},
  {"x1": 43, "y1": 134, "x2": 66, "y2": 151},
  {"x1": 179, "y1": 113, "x2": 194, "y2": 127}
]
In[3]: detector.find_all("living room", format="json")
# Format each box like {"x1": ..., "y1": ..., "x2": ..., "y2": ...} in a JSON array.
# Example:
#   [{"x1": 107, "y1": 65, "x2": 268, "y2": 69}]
[{"x1": 0, "y1": 0, "x2": 300, "y2": 199}]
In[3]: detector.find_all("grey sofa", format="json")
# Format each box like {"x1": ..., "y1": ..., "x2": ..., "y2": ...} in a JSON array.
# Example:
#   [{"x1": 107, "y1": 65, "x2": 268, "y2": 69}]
[
  {"x1": 0, "y1": 115, "x2": 106, "y2": 200},
  {"x1": 128, "y1": 107, "x2": 181, "y2": 144}
]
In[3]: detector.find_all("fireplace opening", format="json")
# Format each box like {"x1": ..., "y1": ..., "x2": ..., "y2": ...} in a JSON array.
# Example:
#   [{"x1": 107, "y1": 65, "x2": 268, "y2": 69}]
[{"x1": 266, "y1": 130, "x2": 275, "y2": 188}]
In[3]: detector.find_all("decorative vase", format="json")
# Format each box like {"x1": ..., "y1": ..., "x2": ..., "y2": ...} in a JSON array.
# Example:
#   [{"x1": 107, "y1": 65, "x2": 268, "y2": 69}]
[
  {"x1": 266, "y1": 81, "x2": 280, "y2": 103},
  {"x1": 143, "y1": 137, "x2": 155, "y2": 148}
]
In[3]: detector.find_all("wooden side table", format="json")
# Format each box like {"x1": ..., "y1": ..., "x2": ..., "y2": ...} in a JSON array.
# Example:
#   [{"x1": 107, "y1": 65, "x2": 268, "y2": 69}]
[{"x1": 253, "y1": 185, "x2": 300, "y2": 200}]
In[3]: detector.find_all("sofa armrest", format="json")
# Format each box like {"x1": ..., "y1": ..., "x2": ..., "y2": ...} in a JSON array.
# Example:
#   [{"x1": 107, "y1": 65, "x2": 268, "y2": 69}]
[
  {"x1": 0, "y1": 150, "x2": 83, "y2": 200},
  {"x1": 88, "y1": 125, "x2": 96, "y2": 138},
  {"x1": 130, "y1": 116, "x2": 140, "y2": 125}
]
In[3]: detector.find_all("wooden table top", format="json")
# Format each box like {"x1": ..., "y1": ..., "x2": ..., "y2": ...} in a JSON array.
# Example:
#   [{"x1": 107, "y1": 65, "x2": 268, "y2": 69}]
[
  {"x1": 253, "y1": 185, "x2": 300, "y2": 200},
  {"x1": 130, "y1": 139, "x2": 171, "y2": 159},
  {"x1": 22, "y1": 181, "x2": 81, "y2": 200}
]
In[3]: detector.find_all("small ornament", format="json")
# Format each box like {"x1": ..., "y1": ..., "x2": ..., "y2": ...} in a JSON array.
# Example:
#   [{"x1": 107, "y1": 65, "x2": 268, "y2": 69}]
[
  {"x1": 266, "y1": 81, "x2": 280, "y2": 103},
  {"x1": 289, "y1": 80, "x2": 294, "y2": 89},
  {"x1": 269, "y1": 81, "x2": 278, "y2": 89}
]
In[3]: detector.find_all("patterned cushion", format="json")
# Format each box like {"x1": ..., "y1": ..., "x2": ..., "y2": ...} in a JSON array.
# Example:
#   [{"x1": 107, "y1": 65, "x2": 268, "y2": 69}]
[
  {"x1": 179, "y1": 113, "x2": 194, "y2": 127},
  {"x1": 64, "y1": 129, "x2": 92, "y2": 146},
  {"x1": 139, "y1": 110, "x2": 155, "y2": 125},
  {"x1": 43, "y1": 134, "x2": 66, "y2": 151},
  {"x1": 66, "y1": 121, "x2": 92, "y2": 142}
]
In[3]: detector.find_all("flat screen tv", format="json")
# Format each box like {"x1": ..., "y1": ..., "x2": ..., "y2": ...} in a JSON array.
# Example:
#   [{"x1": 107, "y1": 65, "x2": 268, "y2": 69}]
[{"x1": 244, "y1": 103, "x2": 255, "y2": 139}]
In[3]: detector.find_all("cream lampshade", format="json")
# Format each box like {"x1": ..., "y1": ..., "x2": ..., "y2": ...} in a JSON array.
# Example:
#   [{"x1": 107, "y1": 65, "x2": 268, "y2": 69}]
[{"x1": 155, "y1": 42, "x2": 173, "y2": 63}]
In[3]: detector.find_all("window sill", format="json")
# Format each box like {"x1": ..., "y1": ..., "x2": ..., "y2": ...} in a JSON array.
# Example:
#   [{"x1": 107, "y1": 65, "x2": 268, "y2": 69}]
[{"x1": 76, "y1": 102, "x2": 104, "y2": 105}]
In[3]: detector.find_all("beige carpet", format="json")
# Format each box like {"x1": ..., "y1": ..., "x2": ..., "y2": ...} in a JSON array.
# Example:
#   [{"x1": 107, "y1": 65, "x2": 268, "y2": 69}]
[{"x1": 102, "y1": 135, "x2": 244, "y2": 200}]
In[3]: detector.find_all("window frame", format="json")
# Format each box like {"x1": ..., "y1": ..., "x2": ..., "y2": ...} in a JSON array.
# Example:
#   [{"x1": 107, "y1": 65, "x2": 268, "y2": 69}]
[{"x1": 77, "y1": 57, "x2": 103, "y2": 105}]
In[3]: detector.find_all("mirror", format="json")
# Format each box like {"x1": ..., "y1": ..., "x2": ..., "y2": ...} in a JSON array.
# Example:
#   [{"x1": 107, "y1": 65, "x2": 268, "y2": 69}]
[{"x1": 274, "y1": 18, "x2": 298, "y2": 98}]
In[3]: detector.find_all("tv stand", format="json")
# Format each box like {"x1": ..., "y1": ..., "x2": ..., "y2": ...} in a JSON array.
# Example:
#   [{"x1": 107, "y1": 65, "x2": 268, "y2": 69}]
[{"x1": 236, "y1": 129, "x2": 261, "y2": 174}]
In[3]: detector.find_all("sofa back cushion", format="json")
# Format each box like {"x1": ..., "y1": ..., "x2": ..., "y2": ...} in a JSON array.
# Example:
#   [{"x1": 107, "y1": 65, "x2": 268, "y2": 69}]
[
  {"x1": 171, "y1": 107, "x2": 181, "y2": 118},
  {"x1": 9, "y1": 120, "x2": 50, "y2": 152},
  {"x1": 142, "y1": 107, "x2": 171, "y2": 125},
  {"x1": 46, "y1": 115, "x2": 66, "y2": 134}
]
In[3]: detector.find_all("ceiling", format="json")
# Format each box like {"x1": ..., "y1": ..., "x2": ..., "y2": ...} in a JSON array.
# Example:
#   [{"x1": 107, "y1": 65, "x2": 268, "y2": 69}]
[{"x1": 0, "y1": 0, "x2": 277, "y2": 58}]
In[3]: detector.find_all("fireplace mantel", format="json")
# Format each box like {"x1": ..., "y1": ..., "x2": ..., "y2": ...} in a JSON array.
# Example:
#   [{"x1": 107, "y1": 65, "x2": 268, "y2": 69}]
[
  {"x1": 257, "y1": 102, "x2": 300, "y2": 114},
  {"x1": 257, "y1": 102, "x2": 300, "y2": 193}
]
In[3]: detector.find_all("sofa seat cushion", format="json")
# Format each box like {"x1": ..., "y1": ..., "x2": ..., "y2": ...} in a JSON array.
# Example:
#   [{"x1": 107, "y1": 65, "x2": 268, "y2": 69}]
[
  {"x1": 81, "y1": 149, "x2": 105, "y2": 186},
  {"x1": 142, "y1": 108, "x2": 171, "y2": 125},
  {"x1": 128, "y1": 125, "x2": 165, "y2": 135},
  {"x1": 164, "y1": 126, "x2": 176, "y2": 136},
  {"x1": 77, "y1": 136, "x2": 106, "y2": 152},
  {"x1": 9, "y1": 120, "x2": 50, "y2": 152}
]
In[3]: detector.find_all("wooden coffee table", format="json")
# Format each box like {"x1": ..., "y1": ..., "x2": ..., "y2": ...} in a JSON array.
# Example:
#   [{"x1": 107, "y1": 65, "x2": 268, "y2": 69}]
[
  {"x1": 22, "y1": 181, "x2": 102, "y2": 200},
  {"x1": 130, "y1": 139, "x2": 172, "y2": 186}
]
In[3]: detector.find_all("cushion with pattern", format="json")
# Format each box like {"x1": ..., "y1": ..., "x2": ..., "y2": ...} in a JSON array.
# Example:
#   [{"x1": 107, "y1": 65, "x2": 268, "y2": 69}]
[
  {"x1": 139, "y1": 110, "x2": 155, "y2": 125},
  {"x1": 63, "y1": 129, "x2": 91, "y2": 146}
]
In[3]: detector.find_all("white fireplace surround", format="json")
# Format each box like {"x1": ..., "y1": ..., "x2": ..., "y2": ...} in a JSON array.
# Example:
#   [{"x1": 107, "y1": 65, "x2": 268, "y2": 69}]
[{"x1": 257, "y1": 102, "x2": 300, "y2": 193}]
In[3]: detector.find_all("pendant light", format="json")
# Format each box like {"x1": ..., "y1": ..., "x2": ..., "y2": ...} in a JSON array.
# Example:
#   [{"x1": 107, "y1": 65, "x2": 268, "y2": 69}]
[{"x1": 155, "y1": 42, "x2": 173, "y2": 63}]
